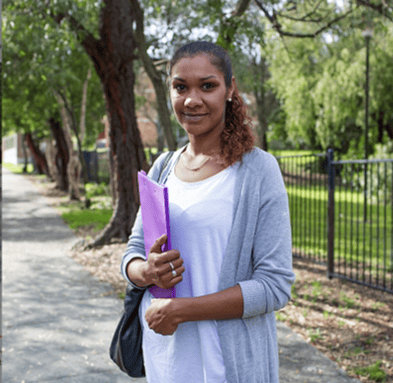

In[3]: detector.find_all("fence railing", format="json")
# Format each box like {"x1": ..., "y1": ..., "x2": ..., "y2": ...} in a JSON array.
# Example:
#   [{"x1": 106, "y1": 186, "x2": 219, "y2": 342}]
[
  {"x1": 327, "y1": 150, "x2": 393, "y2": 293},
  {"x1": 276, "y1": 150, "x2": 393, "y2": 293},
  {"x1": 276, "y1": 152, "x2": 329, "y2": 264}
]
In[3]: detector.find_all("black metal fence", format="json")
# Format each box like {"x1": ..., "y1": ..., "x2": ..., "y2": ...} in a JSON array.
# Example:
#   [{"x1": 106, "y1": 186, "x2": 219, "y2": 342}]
[
  {"x1": 276, "y1": 150, "x2": 393, "y2": 293},
  {"x1": 83, "y1": 149, "x2": 110, "y2": 183}
]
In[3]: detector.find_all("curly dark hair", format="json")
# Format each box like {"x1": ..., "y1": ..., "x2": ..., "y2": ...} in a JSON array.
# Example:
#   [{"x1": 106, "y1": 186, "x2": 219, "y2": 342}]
[{"x1": 168, "y1": 41, "x2": 255, "y2": 166}]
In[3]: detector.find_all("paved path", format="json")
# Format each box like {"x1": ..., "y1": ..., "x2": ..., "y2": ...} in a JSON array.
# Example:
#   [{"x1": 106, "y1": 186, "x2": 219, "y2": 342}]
[{"x1": 2, "y1": 167, "x2": 361, "y2": 383}]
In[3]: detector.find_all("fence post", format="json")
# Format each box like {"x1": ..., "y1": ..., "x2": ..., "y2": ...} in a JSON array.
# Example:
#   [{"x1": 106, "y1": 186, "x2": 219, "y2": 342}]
[{"x1": 327, "y1": 149, "x2": 335, "y2": 279}]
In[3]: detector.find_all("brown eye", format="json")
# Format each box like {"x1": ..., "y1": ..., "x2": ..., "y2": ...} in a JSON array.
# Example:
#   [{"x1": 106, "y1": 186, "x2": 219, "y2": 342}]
[
  {"x1": 174, "y1": 84, "x2": 186, "y2": 91},
  {"x1": 202, "y1": 83, "x2": 215, "y2": 90}
]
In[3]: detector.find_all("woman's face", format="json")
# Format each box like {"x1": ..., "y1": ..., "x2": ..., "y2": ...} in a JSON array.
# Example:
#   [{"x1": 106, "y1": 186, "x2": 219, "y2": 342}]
[{"x1": 170, "y1": 54, "x2": 233, "y2": 138}]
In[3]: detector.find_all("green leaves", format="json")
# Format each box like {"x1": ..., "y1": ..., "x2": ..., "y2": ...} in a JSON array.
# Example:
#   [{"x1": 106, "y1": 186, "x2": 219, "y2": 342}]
[
  {"x1": 3, "y1": 0, "x2": 105, "y2": 145},
  {"x1": 267, "y1": 15, "x2": 393, "y2": 155}
]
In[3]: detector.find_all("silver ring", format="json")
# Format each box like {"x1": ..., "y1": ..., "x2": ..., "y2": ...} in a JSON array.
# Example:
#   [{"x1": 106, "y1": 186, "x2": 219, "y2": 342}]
[
  {"x1": 172, "y1": 269, "x2": 177, "y2": 277},
  {"x1": 169, "y1": 262, "x2": 175, "y2": 271}
]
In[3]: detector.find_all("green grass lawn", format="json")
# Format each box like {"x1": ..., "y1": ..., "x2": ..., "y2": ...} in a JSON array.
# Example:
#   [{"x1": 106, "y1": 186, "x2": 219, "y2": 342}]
[
  {"x1": 61, "y1": 207, "x2": 113, "y2": 231},
  {"x1": 57, "y1": 184, "x2": 113, "y2": 233}
]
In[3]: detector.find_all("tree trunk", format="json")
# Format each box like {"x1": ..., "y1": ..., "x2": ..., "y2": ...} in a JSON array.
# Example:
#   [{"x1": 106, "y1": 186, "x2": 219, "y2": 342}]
[
  {"x1": 79, "y1": 68, "x2": 91, "y2": 144},
  {"x1": 132, "y1": 0, "x2": 177, "y2": 151},
  {"x1": 79, "y1": 0, "x2": 148, "y2": 246},
  {"x1": 54, "y1": 90, "x2": 87, "y2": 197},
  {"x1": 48, "y1": 118, "x2": 69, "y2": 191},
  {"x1": 376, "y1": 110, "x2": 393, "y2": 141},
  {"x1": 25, "y1": 133, "x2": 49, "y2": 175},
  {"x1": 386, "y1": 123, "x2": 393, "y2": 140},
  {"x1": 156, "y1": 120, "x2": 166, "y2": 152},
  {"x1": 79, "y1": 68, "x2": 91, "y2": 185},
  {"x1": 52, "y1": 0, "x2": 149, "y2": 246},
  {"x1": 21, "y1": 135, "x2": 29, "y2": 173},
  {"x1": 55, "y1": 97, "x2": 82, "y2": 200},
  {"x1": 45, "y1": 138, "x2": 62, "y2": 186}
]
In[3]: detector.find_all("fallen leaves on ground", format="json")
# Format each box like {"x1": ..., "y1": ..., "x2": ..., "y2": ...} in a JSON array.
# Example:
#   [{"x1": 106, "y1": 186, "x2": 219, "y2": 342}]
[{"x1": 278, "y1": 257, "x2": 393, "y2": 383}]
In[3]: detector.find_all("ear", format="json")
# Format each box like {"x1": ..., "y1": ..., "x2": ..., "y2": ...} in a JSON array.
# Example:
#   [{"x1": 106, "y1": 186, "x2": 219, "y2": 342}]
[{"x1": 228, "y1": 76, "x2": 235, "y2": 100}]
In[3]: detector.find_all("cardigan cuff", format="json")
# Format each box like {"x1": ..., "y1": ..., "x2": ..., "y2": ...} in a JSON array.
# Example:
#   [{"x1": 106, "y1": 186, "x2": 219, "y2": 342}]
[
  {"x1": 238, "y1": 280, "x2": 266, "y2": 319},
  {"x1": 121, "y1": 253, "x2": 147, "y2": 290}
]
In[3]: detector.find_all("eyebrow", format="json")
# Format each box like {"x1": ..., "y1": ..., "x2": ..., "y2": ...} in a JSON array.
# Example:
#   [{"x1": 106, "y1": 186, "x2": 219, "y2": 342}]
[{"x1": 172, "y1": 75, "x2": 218, "y2": 82}]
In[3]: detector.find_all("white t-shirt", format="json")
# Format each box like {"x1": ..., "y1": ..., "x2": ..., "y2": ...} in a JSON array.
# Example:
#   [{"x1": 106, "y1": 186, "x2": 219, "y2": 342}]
[{"x1": 139, "y1": 162, "x2": 238, "y2": 383}]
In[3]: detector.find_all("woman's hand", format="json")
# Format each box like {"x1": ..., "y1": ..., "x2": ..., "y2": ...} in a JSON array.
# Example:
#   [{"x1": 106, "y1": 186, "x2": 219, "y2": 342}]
[
  {"x1": 143, "y1": 234, "x2": 185, "y2": 289},
  {"x1": 145, "y1": 298, "x2": 181, "y2": 335}
]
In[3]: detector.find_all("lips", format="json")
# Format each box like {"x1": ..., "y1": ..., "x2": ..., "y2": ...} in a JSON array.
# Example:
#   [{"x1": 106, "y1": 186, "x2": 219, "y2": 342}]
[{"x1": 183, "y1": 113, "x2": 208, "y2": 121}]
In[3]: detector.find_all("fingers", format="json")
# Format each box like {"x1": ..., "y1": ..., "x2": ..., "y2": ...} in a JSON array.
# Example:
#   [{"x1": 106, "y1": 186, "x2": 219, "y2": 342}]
[
  {"x1": 149, "y1": 235, "x2": 180, "y2": 262},
  {"x1": 163, "y1": 274, "x2": 183, "y2": 289},
  {"x1": 155, "y1": 257, "x2": 183, "y2": 278},
  {"x1": 166, "y1": 261, "x2": 185, "y2": 287},
  {"x1": 150, "y1": 249, "x2": 181, "y2": 270},
  {"x1": 147, "y1": 235, "x2": 185, "y2": 289},
  {"x1": 149, "y1": 234, "x2": 168, "y2": 255},
  {"x1": 150, "y1": 258, "x2": 185, "y2": 289},
  {"x1": 167, "y1": 260, "x2": 184, "y2": 279}
]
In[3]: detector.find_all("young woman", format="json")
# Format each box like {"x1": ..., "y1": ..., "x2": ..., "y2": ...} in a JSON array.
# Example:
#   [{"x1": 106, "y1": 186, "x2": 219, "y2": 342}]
[{"x1": 121, "y1": 41, "x2": 295, "y2": 383}]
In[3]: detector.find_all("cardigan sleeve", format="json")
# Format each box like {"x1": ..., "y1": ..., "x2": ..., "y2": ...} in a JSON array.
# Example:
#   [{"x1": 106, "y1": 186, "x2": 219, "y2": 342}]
[
  {"x1": 120, "y1": 153, "x2": 169, "y2": 289},
  {"x1": 238, "y1": 154, "x2": 295, "y2": 318}
]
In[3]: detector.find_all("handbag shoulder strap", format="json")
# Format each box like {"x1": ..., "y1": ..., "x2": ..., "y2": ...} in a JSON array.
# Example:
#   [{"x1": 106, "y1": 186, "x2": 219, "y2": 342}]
[{"x1": 157, "y1": 151, "x2": 174, "y2": 183}]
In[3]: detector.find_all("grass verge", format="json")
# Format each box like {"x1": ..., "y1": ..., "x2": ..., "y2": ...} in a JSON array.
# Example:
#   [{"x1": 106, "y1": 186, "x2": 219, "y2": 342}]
[{"x1": 2, "y1": 162, "x2": 34, "y2": 174}]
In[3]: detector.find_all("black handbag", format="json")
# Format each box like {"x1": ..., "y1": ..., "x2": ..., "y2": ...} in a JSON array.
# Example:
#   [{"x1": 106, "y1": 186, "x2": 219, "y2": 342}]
[
  {"x1": 109, "y1": 151, "x2": 174, "y2": 377},
  {"x1": 110, "y1": 284, "x2": 146, "y2": 377}
]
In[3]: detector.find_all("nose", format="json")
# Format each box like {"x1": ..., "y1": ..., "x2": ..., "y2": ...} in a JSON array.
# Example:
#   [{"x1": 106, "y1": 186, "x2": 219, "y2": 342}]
[{"x1": 184, "y1": 96, "x2": 202, "y2": 108}]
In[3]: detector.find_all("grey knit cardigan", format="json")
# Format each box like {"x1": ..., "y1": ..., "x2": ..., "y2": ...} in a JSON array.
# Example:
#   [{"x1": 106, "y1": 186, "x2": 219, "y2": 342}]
[{"x1": 121, "y1": 145, "x2": 296, "y2": 383}]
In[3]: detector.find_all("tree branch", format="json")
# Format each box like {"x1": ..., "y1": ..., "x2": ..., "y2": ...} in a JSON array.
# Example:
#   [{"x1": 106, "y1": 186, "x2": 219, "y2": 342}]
[
  {"x1": 276, "y1": 0, "x2": 327, "y2": 23},
  {"x1": 253, "y1": 0, "x2": 281, "y2": 30},
  {"x1": 254, "y1": 0, "x2": 353, "y2": 38},
  {"x1": 131, "y1": 0, "x2": 177, "y2": 150},
  {"x1": 276, "y1": 13, "x2": 325, "y2": 23},
  {"x1": 53, "y1": 88, "x2": 77, "y2": 133},
  {"x1": 356, "y1": 0, "x2": 393, "y2": 22},
  {"x1": 232, "y1": 0, "x2": 253, "y2": 17},
  {"x1": 46, "y1": 8, "x2": 105, "y2": 75}
]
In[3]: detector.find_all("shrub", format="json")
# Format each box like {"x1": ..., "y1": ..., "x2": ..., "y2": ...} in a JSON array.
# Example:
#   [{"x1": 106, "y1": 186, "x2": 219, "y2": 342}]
[
  {"x1": 85, "y1": 182, "x2": 109, "y2": 199},
  {"x1": 354, "y1": 361, "x2": 386, "y2": 382}
]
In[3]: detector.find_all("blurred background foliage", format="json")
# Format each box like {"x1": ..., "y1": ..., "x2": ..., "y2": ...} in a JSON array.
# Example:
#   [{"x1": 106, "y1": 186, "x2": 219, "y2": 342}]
[{"x1": 3, "y1": 0, "x2": 392, "y2": 158}]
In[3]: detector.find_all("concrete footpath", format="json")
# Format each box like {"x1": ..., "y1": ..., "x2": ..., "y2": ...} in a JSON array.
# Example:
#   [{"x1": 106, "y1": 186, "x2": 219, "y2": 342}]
[{"x1": 2, "y1": 167, "x2": 361, "y2": 383}]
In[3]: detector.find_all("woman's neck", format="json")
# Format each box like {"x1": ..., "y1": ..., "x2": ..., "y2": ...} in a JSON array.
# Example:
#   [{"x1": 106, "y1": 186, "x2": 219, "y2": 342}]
[{"x1": 186, "y1": 131, "x2": 222, "y2": 158}]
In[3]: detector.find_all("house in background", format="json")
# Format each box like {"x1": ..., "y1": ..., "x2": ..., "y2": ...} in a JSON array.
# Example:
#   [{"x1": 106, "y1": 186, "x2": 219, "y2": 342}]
[{"x1": 2, "y1": 133, "x2": 31, "y2": 165}]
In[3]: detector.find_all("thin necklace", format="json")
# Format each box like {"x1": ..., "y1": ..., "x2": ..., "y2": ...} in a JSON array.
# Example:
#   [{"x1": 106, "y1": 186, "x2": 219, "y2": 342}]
[{"x1": 181, "y1": 154, "x2": 212, "y2": 172}]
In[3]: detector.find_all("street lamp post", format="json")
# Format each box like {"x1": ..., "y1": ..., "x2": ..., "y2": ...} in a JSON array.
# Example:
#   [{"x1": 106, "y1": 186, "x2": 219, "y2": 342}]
[{"x1": 362, "y1": 28, "x2": 373, "y2": 223}]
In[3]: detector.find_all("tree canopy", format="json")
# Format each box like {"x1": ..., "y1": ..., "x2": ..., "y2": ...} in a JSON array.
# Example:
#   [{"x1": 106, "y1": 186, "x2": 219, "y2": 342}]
[
  {"x1": 3, "y1": 0, "x2": 393, "y2": 244},
  {"x1": 5, "y1": 0, "x2": 392, "y2": 156},
  {"x1": 267, "y1": 12, "x2": 393, "y2": 157},
  {"x1": 3, "y1": 5, "x2": 105, "y2": 148}
]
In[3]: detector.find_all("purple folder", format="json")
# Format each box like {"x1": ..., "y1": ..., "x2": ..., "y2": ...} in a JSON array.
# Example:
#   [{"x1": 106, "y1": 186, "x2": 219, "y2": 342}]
[{"x1": 138, "y1": 170, "x2": 176, "y2": 298}]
